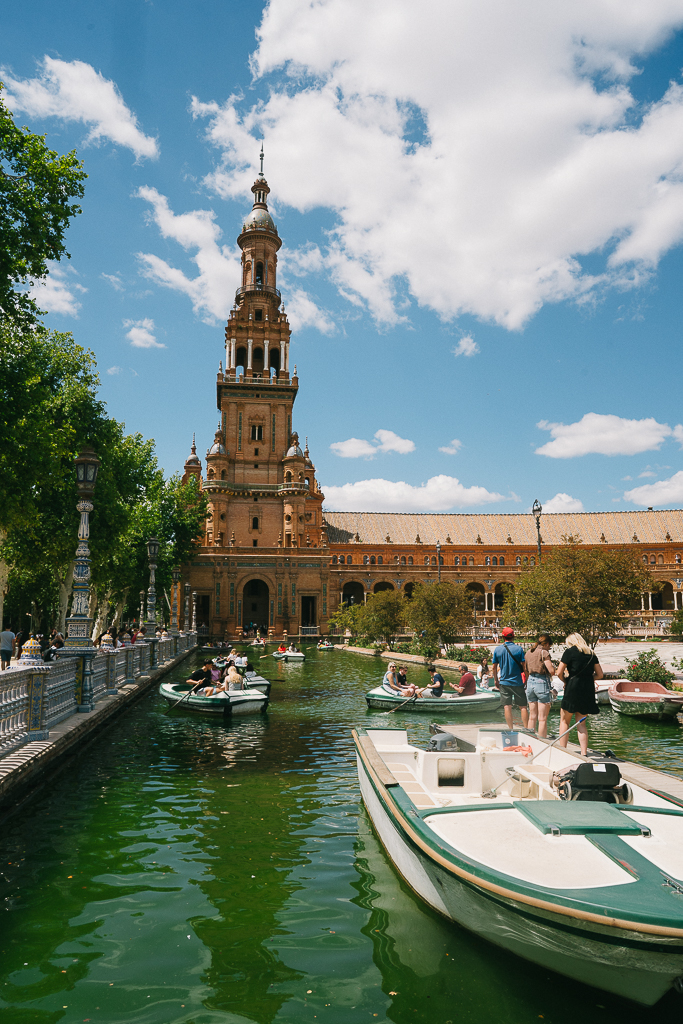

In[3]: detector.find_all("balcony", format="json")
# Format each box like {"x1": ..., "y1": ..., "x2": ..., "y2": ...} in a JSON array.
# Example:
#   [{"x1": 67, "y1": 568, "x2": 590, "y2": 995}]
[{"x1": 235, "y1": 284, "x2": 281, "y2": 302}]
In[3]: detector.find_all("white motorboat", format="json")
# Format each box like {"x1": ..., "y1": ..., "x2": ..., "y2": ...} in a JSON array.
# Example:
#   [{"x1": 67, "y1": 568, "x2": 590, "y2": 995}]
[{"x1": 354, "y1": 723, "x2": 683, "y2": 1005}]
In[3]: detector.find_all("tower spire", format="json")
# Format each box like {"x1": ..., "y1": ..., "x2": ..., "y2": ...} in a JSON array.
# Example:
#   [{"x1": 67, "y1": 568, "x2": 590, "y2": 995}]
[{"x1": 259, "y1": 141, "x2": 265, "y2": 179}]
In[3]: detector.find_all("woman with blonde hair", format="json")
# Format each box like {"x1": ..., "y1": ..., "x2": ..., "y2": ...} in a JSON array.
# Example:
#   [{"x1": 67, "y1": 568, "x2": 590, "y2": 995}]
[{"x1": 554, "y1": 633, "x2": 603, "y2": 755}]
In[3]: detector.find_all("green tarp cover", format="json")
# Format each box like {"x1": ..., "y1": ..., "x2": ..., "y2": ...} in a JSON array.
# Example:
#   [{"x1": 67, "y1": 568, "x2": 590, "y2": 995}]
[{"x1": 514, "y1": 800, "x2": 642, "y2": 836}]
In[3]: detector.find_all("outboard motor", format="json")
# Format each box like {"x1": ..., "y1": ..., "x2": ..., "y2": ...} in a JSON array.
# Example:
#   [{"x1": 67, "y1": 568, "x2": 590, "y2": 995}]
[
  {"x1": 427, "y1": 725, "x2": 458, "y2": 752},
  {"x1": 553, "y1": 762, "x2": 633, "y2": 804}
]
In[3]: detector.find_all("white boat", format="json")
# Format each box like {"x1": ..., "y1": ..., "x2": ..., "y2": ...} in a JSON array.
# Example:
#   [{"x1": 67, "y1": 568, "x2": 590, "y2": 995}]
[
  {"x1": 272, "y1": 650, "x2": 305, "y2": 661},
  {"x1": 249, "y1": 639, "x2": 267, "y2": 648},
  {"x1": 317, "y1": 641, "x2": 334, "y2": 650},
  {"x1": 354, "y1": 723, "x2": 683, "y2": 1005},
  {"x1": 159, "y1": 681, "x2": 269, "y2": 715},
  {"x1": 243, "y1": 671, "x2": 272, "y2": 696},
  {"x1": 365, "y1": 686, "x2": 501, "y2": 713}
]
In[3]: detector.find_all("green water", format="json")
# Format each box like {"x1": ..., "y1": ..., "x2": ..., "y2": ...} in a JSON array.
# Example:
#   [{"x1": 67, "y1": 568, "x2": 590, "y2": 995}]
[{"x1": 2, "y1": 650, "x2": 683, "y2": 1024}]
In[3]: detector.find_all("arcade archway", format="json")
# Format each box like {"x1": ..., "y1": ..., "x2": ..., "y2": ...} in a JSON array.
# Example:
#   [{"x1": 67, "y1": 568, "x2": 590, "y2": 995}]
[{"x1": 242, "y1": 579, "x2": 269, "y2": 632}]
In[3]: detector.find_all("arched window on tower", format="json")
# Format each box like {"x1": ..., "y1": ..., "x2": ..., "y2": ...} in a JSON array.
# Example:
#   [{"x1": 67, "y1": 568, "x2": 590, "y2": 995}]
[
  {"x1": 492, "y1": 556, "x2": 498, "y2": 565},
  {"x1": 677, "y1": 553, "x2": 682, "y2": 564},
  {"x1": 378, "y1": 556, "x2": 383, "y2": 565},
  {"x1": 252, "y1": 516, "x2": 259, "y2": 530},
  {"x1": 658, "y1": 554, "x2": 664, "y2": 564},
  {"x1": 253, "y1": 347, "x2": 264, "y2": 374},
  {"x1": 285, "y1": 471, "x2": 292, "y2": 483},
  {"x1": 363, "y1": 555, "x2": 369, "y2": 565},
  {"x1": 370, "y1": 555, "x2": 376, "y2": 564},
  {"x1": 424, "y1": 556, "x2": 430, "y2": 565},
  {"x1": 485, "y1": 556, "x2": 491, "y2": 566},
  {"x1": 332, "y1": 556, "x2": 338, "y2": 564},
  {"x1": 408, "y1": 556, "x2": 413, "y2": 566},
  {"x1": 454, "y1": 556, "x2": 460, "y2": 565},
  {"x1": 431, "y1": 556, "x2": 437, "y2": 566},
  {"x1": 270, "y1": 348, "x2": 281, "y2": 378},
  {"x1": 236, "y1": 346, "x2": 247, "y2": 380},
  {"x1": 221, "y1": 470, "x2": 226, "y2": 480},
  {"x1": 400, "y1": 556, "x2": 406, "y2": 566},
  {"x1": 516, "y1": 556, "x2": 521, "y2": 565},
  {"x1": 468, "y1": 557, "x2": 474, "y2": 566},
  {"x1": 499, "y1": 556, "x2": 505, "y2": 566},
  {"x1": 255, "y1": 261, "x2": 264, "y2": 286}
]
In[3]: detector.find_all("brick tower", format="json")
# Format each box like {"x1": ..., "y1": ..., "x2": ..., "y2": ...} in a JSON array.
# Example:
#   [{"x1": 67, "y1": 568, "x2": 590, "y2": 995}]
[{"x1": 181, "y1": 151, "x2": 330, "y2": 639}]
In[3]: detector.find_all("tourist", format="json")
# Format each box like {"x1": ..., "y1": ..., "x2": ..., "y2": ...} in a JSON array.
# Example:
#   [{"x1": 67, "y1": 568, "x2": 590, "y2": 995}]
[
  {"x1": 477, "y1": 657, "x2": 491, "y2": 688},
  {"x1": 524, "y1": 635, "x2": 555, "y2": 738},
  {"x1": 226, "y1": 665, "x2": 244, "y2": 691},
  {"x1": 451, "y1": 664, "x2": 476, "y2": 696},
  {"x1": 492, "y1": 626, "x2": 529, "y2": 729},
  {"x1": 555, "y1": 633, "x2": 603, "y2": 756},
  {"x1": 420, "y1": 665, "x2": 445, "y2": 697},
  {"x1": 187, "y1": 660, "x2": 215, "y2": 693},
  {"x1": 1, "y1": 625, "x2": 16, "y2": 669},
  {"x1": 396, "y1": 665, "x2": 409, "y2": 688},
  {"x1": 277, "y1": 642, "x2": 287, "y2": 653},
  {"x1": 382, "y1": 662, "x2": 416, "y2": 696}
]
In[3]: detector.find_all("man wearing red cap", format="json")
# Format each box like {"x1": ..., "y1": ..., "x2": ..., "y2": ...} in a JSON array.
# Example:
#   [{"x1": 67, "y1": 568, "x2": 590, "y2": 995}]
[{"x1": 492, "y1": 627, "x2": 529, "y2": 729}]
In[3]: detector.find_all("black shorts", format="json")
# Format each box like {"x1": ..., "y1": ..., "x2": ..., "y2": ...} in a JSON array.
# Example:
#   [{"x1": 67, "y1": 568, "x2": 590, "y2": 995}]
[
  {"x1": 498, "y1": 684, "x2": 528, "y2": 708},
  {"x1": 0, "y1": 650, "x2": 11, "y2": 663}
]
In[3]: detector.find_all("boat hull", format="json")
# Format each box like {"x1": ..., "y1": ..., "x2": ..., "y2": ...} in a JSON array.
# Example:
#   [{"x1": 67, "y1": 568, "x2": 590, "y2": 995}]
[
  {"x1": 608, "y1": 695, "x2": 683, "y2": 721},
  {"x1": 272, "y1": 652, "x2": 305, "y2": 661},
  {"x1": 365, "y1": 686, "x2": 501, "y2": 713},
  {"x1": 159, "y1": 682, "x2": 269, "y2": 715},
  {"x1": 356, "y1": 742, "x2": 683, "y2": 1005}
]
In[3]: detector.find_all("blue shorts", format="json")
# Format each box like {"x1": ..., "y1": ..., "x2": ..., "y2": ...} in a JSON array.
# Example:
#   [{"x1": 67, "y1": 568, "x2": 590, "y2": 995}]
[
  {"x1": 526, "y1": 674, "x2": 552, "y2": 704},
  {"x1": 0, "y1": 649, "x2": 12, "y2": 662}
]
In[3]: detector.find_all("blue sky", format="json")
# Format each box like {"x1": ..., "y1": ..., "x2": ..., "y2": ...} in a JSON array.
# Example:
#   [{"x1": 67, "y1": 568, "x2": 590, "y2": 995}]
[{"x1": 4, "y1": 0, "x2": 683, "y2": 515}]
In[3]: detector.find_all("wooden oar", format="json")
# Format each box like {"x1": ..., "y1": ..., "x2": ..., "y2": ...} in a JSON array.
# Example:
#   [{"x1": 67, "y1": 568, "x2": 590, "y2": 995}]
[
  {"x1": 386, "y1": 692, "x2": 419, "y2": 714},
  {"x1": 168, "y1": 685, "x2": 198, "y2": 711}
]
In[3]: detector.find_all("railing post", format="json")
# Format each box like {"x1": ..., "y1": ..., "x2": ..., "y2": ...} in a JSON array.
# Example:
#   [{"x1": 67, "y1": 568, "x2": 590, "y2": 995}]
[
  {"x1": 27, "y1": 665, "x2": 51, "y2": 740},
  {"x1": 105, "y1": 651, "x2": 118, "y2": 695}
]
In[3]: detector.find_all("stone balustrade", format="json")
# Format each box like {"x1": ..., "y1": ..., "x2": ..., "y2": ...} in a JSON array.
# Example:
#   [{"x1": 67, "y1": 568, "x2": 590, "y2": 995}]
[{"x1": 0, "y1": 632, "x2": 197, "y2": 762}]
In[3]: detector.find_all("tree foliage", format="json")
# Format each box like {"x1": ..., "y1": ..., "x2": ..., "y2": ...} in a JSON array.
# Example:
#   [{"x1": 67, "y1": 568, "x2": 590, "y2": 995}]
[
  {"x1": 0, "y1": 326, "x2": 207, "y2": 633},
  {"x1": 327, "y1": 589, "x2": 406, "y2": 643},
  {"x1": 406, "y1": 582, "x2": 474, "y2": 644},
  {"x1": 514, "y1": 539, "x2": 654, "y2": 646},
  {"x1": 0, "y1": 84, "x2": 87, "y2": 327}
]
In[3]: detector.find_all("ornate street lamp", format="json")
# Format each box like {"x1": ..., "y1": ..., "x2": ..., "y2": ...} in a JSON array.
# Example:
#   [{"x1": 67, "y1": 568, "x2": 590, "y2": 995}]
[
  {"x1": 62, "y1": 447, "x2": 100, "y2": 712},
  {"x1": 139, "y1": 590, "x2": 145, "y2": 627},
  {"x1": 171, "y1": 567, "x2": 181, "y2": 633},
  {"x1": 145, "y1": 536, "x2": 160, "y2": 630},
  {"x1": 192, "y1": 590, "x2": 198, "y2": 632},
  {"x1": 532, "y1": 499, "x2": 543, "y2": 564},
  {"x1": 436, "y1": 540, "x2": 442, "y2": 584}
]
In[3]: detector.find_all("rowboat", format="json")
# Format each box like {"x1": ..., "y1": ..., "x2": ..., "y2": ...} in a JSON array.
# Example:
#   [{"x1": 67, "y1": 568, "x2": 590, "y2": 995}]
[
  {"x1": 608, "y1": 680, "x2": 683, "y2": 721},
  {"x1": 159, "y1": 681, "x2": 269, "y2": 715},
  {"x1": 243, "y1": 671, "x2": 272, "y2": 696},
  {"x1": 317, "y1": 641, "x2": 334, "y2": 650},
  {"x1": 354, "y1": 724, "x2": 683, "y2": 1005},
  {"x1": 249, "y1": 639, "x2": 267, "y2": 648},
  {"x1": 272, "y1": 650, "x2": 305, "y2": 661},
  {"x1": 365, "y1": 686, "x2": 501, "y2": 713}
]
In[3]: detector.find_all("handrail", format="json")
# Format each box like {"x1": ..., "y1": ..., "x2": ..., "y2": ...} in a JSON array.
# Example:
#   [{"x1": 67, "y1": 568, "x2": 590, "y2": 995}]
[{"x1": 234, "y1": 284, "x2": 281, "y2": 300}]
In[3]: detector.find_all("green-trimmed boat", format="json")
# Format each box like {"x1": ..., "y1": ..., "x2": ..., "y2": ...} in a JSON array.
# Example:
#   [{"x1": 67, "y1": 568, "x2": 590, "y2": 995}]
[
  {"x1": 354, "y1": 724, "x2": 683, "y2": 1005},
  {"x1": 365, "y1": 685, "x2": 501, "y2": 713}
]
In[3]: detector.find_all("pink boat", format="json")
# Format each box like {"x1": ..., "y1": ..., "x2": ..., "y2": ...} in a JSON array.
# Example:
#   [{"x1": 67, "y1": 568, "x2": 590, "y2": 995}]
[{"x1": 608, "y1": 679, "x2": 683, "y2": 721}]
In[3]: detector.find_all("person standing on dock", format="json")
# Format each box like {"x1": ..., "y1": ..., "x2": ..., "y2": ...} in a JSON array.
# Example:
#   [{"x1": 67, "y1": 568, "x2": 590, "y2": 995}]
[{"x1": 492, "y1": 627, "x2": 529, "y2": 729}]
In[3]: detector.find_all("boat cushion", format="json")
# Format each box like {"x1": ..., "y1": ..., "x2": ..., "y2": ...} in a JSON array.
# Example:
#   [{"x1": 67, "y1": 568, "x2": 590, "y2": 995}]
[{"x1": 514, "y1": 801, "x2": 644, "y2": 836}]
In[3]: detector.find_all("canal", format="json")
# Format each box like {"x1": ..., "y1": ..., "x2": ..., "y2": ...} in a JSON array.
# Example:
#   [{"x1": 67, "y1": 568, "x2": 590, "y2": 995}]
[{"x1": 2, "y1": 649, "x2": 683, "y2": 1024}]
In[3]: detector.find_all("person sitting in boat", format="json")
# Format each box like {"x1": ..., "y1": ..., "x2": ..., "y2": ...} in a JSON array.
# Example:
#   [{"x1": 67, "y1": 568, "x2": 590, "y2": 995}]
[
  {"x1": 419, "y1": 665, "x2": 445, "y2": 697},
  {"x1": 186, "y1": 660, "x2": 215, "y2": 693},
  {"x1": 451, "y1": 664, "x2": 476, "y2": 696},
  {"x1": 396, "y1": 665, "x2": 409, "y2": 688},
  {"x1": 226, "y1": 665, "x2": 244, "y2": 691},
  {"x1": 477, "y1": 657, "x2": 491, "y2": 688},
  {"x1": 278, "y1": 643, "x2": 287, "y2": 653},
  {"x1": 382, "y1": 663, "x2": 417, "y2": 696},
  {"x1": 287, "y1": 643, "x2": 299, "y2": 653}
]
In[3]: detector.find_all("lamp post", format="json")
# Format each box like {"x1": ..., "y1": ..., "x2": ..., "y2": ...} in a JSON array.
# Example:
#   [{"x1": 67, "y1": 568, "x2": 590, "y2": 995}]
[
  {"x1": 532, "y1": 499, "x2": 543, "y2": 564},
  {"x1": 192, "y1": 590, "x2": 198, "y2": 632},
  {"x1": 139, "y1": 590, "x2": 145, "y2": 628},
  {"x1": 171, "y1": 568, "x2": 180, "y2": 633},
  {"x1": 61, "y1": 447, "x2": 101, "y2": 712},
  {"x1": 436, "y1": 541, "x2": 441, "y2": 584},
  {"x1": 145, "y1": 537, "x2": 160, "y2": 630},
  {"x1": 184, "y1": 583, "x2": 190, "y2": 632}
]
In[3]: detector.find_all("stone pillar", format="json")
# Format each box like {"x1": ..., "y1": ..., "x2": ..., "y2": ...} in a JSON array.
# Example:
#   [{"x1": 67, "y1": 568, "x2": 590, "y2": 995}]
[
  {"x1": 184, "y1": 584, "x2": 191, "y2": 632},
  {"x1": 284, "y1": 341, "x2": 289, "y2": 372},
  {"x1": 264, "y1": 338, "x2": 269, "y2": 377},
  {"x1": 27, "y1": 665, "x2": 50, "y2": 740},
  {"x1": 641, "y1": 594, "x2": 645, "y2": 610},
  {"x1": 247, "y1": 338, "x2": 253, "y2": 371},
  {"x1": 192, "y1": 591, "x2": 198, "y2": 632},
  {"x1": 648, "y1": 592, "x2": 653, "y2": 611}
]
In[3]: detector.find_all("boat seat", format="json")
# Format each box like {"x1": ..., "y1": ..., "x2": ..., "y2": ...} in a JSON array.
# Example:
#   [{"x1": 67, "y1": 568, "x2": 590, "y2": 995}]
[
  {"x1": 384, "y1": 763, "x2": 437, "y2": 808},
  {"x1": 515, "y1": 801, "x2": 648, "y2": 837}
]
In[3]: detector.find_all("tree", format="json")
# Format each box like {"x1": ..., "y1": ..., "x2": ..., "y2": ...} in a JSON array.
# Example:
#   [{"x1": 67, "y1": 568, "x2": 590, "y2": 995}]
[
  {"x1": 665, "y1": 610, "x2": 683, "y2": 639},
  {"x1": 0, "y1": 85, "x2": 86, "y2": 327},
  {"x1": 514, "y1": 538, "x2": 653, "y2": 646},
  {"x1": 406, "y1": 581, "x2": 475, "y2": 645},
  {"x1": 363, "y1": 589, "x2": 406, "y2": 644},
  {"x1": 327, "y1": 600, "x2": 368, "y2": 638}
]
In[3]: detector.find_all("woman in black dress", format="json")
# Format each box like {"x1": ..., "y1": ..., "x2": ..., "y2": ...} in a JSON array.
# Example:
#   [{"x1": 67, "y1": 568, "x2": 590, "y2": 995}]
[{"x1": 554, "y1": 632, "x2": 603, "y2": 755}]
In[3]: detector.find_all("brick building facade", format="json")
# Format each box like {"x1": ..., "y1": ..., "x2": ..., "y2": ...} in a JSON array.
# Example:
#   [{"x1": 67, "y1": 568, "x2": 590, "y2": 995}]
[{"x1": 181, "y1": 164, "x2": 683, "y2": 638}]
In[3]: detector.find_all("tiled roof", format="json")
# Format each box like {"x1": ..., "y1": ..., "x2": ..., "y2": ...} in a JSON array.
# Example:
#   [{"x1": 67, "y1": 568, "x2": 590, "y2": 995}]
[{"x1": 322, "y1": 510, "x2": 683, "y2": 547}]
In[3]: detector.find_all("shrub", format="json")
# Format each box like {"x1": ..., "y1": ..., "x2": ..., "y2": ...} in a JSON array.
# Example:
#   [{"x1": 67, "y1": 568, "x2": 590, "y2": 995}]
[
  {"x1": 625, "y1": 649, "x2": 674, "y2": 686},
  {"x1": 445, "y1": 644, "x2": 486, "y2": 663}
]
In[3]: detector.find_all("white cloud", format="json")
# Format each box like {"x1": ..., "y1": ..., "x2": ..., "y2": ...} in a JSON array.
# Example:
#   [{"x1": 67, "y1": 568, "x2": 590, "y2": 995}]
[
  {"x1": 330, "y1": 438, "x2": 377, "y2": 458},
  {"x1": 453, "y1": 336, "x2": 479, "y2": 358},
  {"x1": 625, "y1": 472, "x2": 683, "y2": 506},
  {"x1": 330, "y1": 429, "x2": 415, "y2": 458},
  {"x1": 30, "y1": 263, "x2": 86, "y2": 317},
  {"x1": 323, "y1": 474, "x2": 505, "y2": 512},
  {"x1": 190, "y1": 2, "x2": 683, "y2": 329},
  {"x1": 542, "y1": 492, "x2": 585, "y2": 513},
  {"x1": 107, "y1": 365, "x2": 122, "y2": 375},
  {"x1": 284, "y1": 288, "x2": 335, "y2": 334},
  {"x1": 2, "y1": 57, "x2": 158, "y2": 160},
  {"x1": 374, "y1": 429, "x2": 415, "y2": 454},
  {"x1": 439, "y1": 439, "x2": 463, "y2": 455},
  {"x1": 638, "y1": 470, "x2": 657, "y2": 478},
  {"x1": 135, "y1": 187, "x2": 240, "y2": 324},
  {"x1": 535, "y1": 414, "x2": 682, "y2": 458},
  {"x1": 101, "y1": 273, "x2": 124, "y2": 292},
  {"x1": 674, "y1": 425, "x2": 683, "y2": 446},
  {"x1": 123, "y1": 317, "x2": 165, "y2": 349}
]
